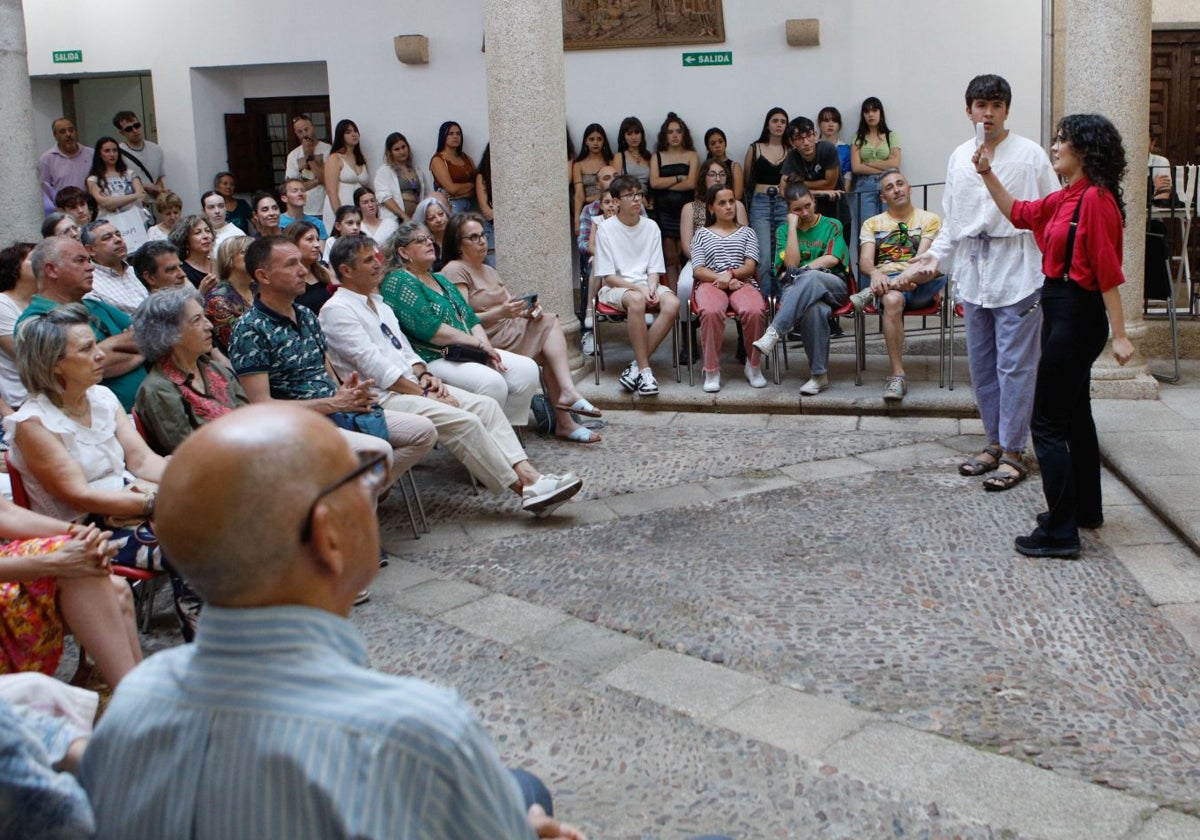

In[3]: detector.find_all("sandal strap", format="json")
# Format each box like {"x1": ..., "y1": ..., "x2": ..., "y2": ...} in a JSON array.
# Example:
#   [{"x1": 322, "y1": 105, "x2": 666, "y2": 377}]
[{"x1": 997, "y1": 456, "x2": 1028, "y2": 477}]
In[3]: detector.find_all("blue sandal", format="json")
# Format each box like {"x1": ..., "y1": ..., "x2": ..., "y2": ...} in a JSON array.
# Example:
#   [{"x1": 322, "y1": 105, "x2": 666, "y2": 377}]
[{"x1": 556, "y1": 398, "x2": 602, "y2": 418}]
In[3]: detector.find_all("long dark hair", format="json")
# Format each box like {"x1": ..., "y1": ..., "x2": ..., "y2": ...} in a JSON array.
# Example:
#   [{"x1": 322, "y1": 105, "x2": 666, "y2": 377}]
[
  {"x1": 477, "y1": 145, "x2": 492, "y2": 205},
  {"x1": 574, "y1": 123, "x2": 614, "y2": 163},
  {"x1": 853, "y1": 97, "x2": 893, "y2": 147},
  {"x1": 330, "y1": 119, "x2": 366, "y2": 167},
  {"x1": 703, "y1": 183, "x2": 736, "y2": 227},
  {"x1": 284, "y1": 220, "x2": 333, "y2": 282},
  {"x1": 656, "y1": 112, "x2": 695, "y2": 153},
  {"x1": 755, "y1": 108, "x2": 789, "y2": 145},
  {"x1": 1056, "y1": 113, "x2": 1128, "y2": 221},
  {"x1": 86, "y1": 137, "x2": 128, "y2": 192},
  {"x1": 694, "y1": 157, "x2": 731, "y2": 201},
  {"x1": 615, "y1": 116, "x2": 648, "y2": 159},
  {"x1": 435, "y1": 121, "x2": 463, "y2": 154}
]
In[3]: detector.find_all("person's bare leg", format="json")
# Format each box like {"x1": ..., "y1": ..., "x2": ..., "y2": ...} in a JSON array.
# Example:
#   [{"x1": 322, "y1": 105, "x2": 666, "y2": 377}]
[
  {"x1": 58, "y1": 574, "x2": 142, "y2": 687},
  {"x1": 645, "y1": 293, "x2": 680, "y2": 354},
  {"x1": 881, "y1": 290, "x2": 907, "y2": 377},
  {"x1": 663, "y1": 237, "x2": 680, "y2": 293},
  {"x1": 511, "y1": 460, "x2": 541, "y2": 492},
  {"x1": 624, "y1": 291, "x2": 652, "y2": 369}
]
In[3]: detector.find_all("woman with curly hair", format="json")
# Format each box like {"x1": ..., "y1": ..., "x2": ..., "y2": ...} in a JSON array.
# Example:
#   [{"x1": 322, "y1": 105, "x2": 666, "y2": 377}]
[{"x1": 973, "y1": 113, "x2": 1134, "y2": 558}]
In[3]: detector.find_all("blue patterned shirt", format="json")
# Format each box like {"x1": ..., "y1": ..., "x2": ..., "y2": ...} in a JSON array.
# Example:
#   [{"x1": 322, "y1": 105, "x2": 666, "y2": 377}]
[
  {"x1": 228, "y1": 300, "x2": 336, "y2": 401},
  {"x1": 80, "y1": 605, "x2": 534, "y2": 839}
]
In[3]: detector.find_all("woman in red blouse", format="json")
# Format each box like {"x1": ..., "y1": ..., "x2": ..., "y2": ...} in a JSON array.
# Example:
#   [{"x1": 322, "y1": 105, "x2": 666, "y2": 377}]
[{"x1": 974, "y1": 113, "x2": 1133, "y2": 558}]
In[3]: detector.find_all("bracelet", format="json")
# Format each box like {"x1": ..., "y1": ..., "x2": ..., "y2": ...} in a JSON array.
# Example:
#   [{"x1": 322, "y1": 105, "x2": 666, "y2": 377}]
[{"x1": 978, "y1": 167, "x2": 992, "y2": 176}]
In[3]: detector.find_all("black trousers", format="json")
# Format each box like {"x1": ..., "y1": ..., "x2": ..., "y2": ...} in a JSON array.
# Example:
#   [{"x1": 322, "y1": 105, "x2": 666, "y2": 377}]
[{"x1": 1030, "y1": 278, "x2": 1109, "y2": 540}]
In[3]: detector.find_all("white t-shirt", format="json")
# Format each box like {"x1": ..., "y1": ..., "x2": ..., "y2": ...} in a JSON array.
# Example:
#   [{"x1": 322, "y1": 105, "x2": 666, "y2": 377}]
[
  {"x1": 0, "y1": 295, "x2": 27, "y2": 407},
  {"x1": 593, "y1": 215, "x2": 665, "y2": 285},
  {"x1": 119, "y1": 140, "x2": 164, "y2": 186},
  {"x1": 285, "y1": 141, "x2": 333, "y2": 216}
]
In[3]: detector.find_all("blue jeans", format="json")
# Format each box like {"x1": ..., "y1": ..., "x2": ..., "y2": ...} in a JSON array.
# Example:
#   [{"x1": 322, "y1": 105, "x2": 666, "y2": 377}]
[
  {"x1": 749, "y1": 191, "x2": 786, "y2": 296},
  {"x1": 448, "y1": 196, "x2": 472, "y2": 214},
  {"x1": 850, "y1": 173, "x2": 883, "y2": 257}
]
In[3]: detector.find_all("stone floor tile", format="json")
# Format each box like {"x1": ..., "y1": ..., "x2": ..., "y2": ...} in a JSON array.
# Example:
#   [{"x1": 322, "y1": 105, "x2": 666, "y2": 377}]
[
  {"x1": 858, "y1": 415, "x2": 961, "y2": 436},
  {"x1": 440, "y1": 593, "x2": 570, "y2": 645},
  {"x1": 1098, "y1": 506, "x2": 1180, "y2": 547},
  {"x1": 821, "y1": 722, "x2": 1151, "y2": 840},
  {"x1": 514, "y1": 617, "x2": 654, "y2": 676},
  {"x1": 1111, "y1": 543, "x2": 1200, "y2": 606},
  {"x1": 764, "y1": 414, "x2": 859, "y2": 432},
  {"x1": 670, "y1": 411, "x2": 771, "y2": 429},
  {"x1": 715, "y1": 686, "x2": 876, "y2": 757},
  {"x1": 388, "y1": 578, "x2": 487, "y2": 616},
  {"x1": 604, "y1": 483, "x2": 718, "y2": 517},
  {"x1": 938, "y1": 434, "x2": 991, "y2": 455},
  {"x1": 1093, "y1": 399, "x2": 1195, "y2": 433},
  {"x1": 604, "y1": 649, "x2": 768, "y2": 720},
  {"x1": 958, "y1": 417, "x2": 986, "y2": 435},
  {"x1": 374, "y1": 560, "x2": 441, "y2": 594},
  {"x1": 701, "y1": 470, "x2": 796, "y2": 500},
  {"x1": 779, "y1": 457, "x2": 877, "y2": 483},
  {"x1": 1158, "y1": 604, "x2": 1200, "y2": 655},
  {"x1": 1128, "y1": 808, "x2": 1200, "y2": 839},
  {"x1": 854, "y1": 441, "x2": 961, "y2": 470}
]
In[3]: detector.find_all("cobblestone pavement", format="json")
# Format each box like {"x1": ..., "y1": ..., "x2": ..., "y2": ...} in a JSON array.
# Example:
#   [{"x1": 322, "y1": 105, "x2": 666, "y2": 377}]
[
  {"x1": 104, "y1": 407, "x2": 1200, "y2": 838},
  {"x1": 367, "y1": 410, "x2": 1200, "y2": 838}
]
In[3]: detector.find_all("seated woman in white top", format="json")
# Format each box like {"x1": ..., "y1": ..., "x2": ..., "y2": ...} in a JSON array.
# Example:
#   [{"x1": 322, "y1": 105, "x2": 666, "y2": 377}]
[
  {"x1": 355, "y1": 186, "x2": 398, "y2": 248},
  {"x1": 145, "y1": 190, "x2": 182, "y2": 242}
]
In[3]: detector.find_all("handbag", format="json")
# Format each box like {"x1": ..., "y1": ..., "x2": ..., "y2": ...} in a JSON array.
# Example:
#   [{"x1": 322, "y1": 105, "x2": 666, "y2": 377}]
[
  {"x1": 441, "y1": 344, "x2": 491, "y2": 365},
  {"x1": 328, "y1": 405, "x2": 390, "y2": 441}
]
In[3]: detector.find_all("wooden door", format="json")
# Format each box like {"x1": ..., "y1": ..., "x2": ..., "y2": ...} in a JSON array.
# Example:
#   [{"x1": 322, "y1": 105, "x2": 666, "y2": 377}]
[
  {"x1": 225, "y1": 96, "x2": 331, "y2": 194},
  {"x1": 1150, "y1": 31, "x2": 1199, "y2": 167}
]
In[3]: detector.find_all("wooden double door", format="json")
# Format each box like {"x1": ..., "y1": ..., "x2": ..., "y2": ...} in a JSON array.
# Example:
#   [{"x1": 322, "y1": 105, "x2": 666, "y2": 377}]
[{"x1": 1150, "y1": 31, "x2": 1200, "y2": 168}]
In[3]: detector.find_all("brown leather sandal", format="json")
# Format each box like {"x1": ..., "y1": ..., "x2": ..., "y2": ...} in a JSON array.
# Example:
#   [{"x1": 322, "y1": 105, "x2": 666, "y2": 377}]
[
  {"x1": 983, "y1": 456, "x2": 1028, "y2": 492},
  {"x1": 959, "y1": 445, "x2": 1002, "y2": 476}
]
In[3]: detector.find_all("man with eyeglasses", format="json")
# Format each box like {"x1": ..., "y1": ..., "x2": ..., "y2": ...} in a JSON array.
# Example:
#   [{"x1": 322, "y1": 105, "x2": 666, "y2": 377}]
[
  {"x1": 851, "y1": 168, "x2": 944, "y2": 402},
  {"x1": 592, "y1": 174, "x2": 679, "y2": 396},
  {"x1": 285, "y1": 115, "x2": 332, "y2": 218},
  {"x1": 113, "y1": 111, "x2": 166, "y2": 202},
  {"x1": 320, "y1": 235, "x2": 583, "y2": 517},
  {"x1": 79, "y1": 403, "x2": 583, "y2": 840}
]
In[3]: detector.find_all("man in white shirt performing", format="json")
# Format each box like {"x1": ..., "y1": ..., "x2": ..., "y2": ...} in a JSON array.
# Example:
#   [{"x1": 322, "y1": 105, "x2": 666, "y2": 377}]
[
  {"x1": 285, "y1": 114, "x2": 333, "y2": 218},
  {"x1": 592, "y1": 175, "x2": 679, "y2": 396},
  {"x1": 902, "y1": 74, "x2": 1059, "y2": 492},
  {"x1": 320, "y1": 234, "x2": 583, "y2": 518}
]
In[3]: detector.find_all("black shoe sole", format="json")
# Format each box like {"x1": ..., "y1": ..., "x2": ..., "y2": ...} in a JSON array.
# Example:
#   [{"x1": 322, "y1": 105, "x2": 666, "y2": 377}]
[{"x1": 1014, "y1": 536, "x2": 1081, "y2": 558}]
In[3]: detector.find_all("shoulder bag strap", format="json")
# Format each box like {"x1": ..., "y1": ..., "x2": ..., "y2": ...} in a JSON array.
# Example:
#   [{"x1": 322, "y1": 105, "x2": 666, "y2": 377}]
[
  {"x1": 1061, "y1": 186, "x2": 1090, "y2": 281},
  {"x1": 121, "y1": 149, "x2": 154, "y2": 184}
]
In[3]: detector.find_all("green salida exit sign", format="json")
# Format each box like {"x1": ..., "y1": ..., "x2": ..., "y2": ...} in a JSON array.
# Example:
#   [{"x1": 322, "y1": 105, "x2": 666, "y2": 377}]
[
  {"x1": 682, "y1": 51, "x2": 731, "y2": 67},
  {"x1": 52, "y1": 50, "x2": 83, "y2": 64}
]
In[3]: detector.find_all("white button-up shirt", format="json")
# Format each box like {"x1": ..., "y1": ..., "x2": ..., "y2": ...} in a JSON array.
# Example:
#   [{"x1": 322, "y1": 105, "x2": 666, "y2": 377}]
[{"x1": 318, "y1": 285, "x2": 424, "y2": 392}]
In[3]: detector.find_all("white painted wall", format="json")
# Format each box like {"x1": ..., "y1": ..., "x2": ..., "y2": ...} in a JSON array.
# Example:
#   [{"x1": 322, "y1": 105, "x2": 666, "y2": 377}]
[
  {"x1": 1153, "y1": 0, "x2": 1200, "y2": 26},
  {"x1": 24, "y1": 0, "x2": 1048, "y2": 205}
]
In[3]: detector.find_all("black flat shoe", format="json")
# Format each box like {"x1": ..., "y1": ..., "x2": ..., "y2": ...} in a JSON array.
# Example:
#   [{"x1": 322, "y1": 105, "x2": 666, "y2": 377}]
[{"x1": 1015, "y1": 532, "x2": 1081, "y2": 559}]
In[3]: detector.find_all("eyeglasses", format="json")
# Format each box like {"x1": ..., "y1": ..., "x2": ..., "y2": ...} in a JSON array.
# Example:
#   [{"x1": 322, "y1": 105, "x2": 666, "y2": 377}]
[
  {"x1": 461, "y1": 232, "x2": 487, "y2": 244},
  {"x1": 379, "y1": 322, "x2": 405, "y2": 350},
  {"x1": 407, "y1": 235, "x2": 434, "y2": 246},
  {"x1": 300, "y1": 451, "x2": 388, "y2": 542},
  {"x1": 619, "y1": 191, "x2": 644, "y2": 201}
]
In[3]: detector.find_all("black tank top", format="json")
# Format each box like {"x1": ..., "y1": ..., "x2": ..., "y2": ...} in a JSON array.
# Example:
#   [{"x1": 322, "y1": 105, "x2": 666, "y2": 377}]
[{"x1": 751, "y1": 145, "x2": 783, "y2": 187}]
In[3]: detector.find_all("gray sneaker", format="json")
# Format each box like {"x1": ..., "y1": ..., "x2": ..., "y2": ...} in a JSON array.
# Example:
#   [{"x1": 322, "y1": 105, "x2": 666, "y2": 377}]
[
  {"x1": 850, "y1": 289, "x2": 875, "y2": 312},
  {"x1": 883, "y1": 375, "x2": 907, "y2": 402},
  {"x1": 618, "y1": 361, "x2": 640, "y2": 392}
]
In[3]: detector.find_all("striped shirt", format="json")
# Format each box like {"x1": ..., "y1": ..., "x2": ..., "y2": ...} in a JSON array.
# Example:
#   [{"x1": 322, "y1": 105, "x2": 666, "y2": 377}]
[
  {"x1": 79, "y1": 605, "x2": 533, "y2": 840},
  {"x1": 689, "y1": 226, "x2": 760, "y2": 283}
]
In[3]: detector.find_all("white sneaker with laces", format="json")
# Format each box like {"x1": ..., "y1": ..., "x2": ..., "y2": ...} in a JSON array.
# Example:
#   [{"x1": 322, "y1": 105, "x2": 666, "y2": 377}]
[
  {"x1": 752, "y1": 325, "x2": 781, "y2": 356},
  {"x1": 618, "y1": 361, "x2": 640, "y2": 391},
  {"x1": 636, "y1": 368, "x2": 659, "y2": 396},
  {"x1": 744, "y1": 362, "x2": 767, "y2": 388},
  {"x1": 521, "y1": 472, "x2": 584, "y2": 517},
  {"x1": 581, "y1": 331, "x2": 595, "y2": 356},
  {"x1": 703, "y1": 371, "x2": 721, "y2": 392},
  {"x1": 800, "y1": 373, "x2": 829, "y2": 396}
]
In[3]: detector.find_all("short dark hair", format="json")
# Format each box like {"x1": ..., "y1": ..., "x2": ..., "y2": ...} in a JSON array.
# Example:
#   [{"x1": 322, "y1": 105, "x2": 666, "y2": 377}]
[
  {"x1": 112, "y1": 110, "x2": 138, "y2": 130},
  {"x1": 329, "y1": 234, "x2": 376, "y2": 279},
  {"x1": 609, "y1": 174, "x2": 641, "y2": 200},
  {"x1": 783, "y1": 177, "x2": 813, "y2": 205},
  {"x1": 130, "y1": 240, "x2": 180, "y2": 282},
  {"x1": 964, "y1": 74, "x2": 1012, "y2": 108},
  {"x1": 0, "y1": 243, "x2": 35, "y2": 294},
  {"x1": 54, "y1": 186, "x2": 88, "y2": 210},
  {"x1": 252, "y1": 191, "x2": 278, "y2": 213},
  {"x1": 245, "y1": 235, "x2": 289, "y2": 280},
  {"x1": 80, "y1": 219, "x2": 115, "y2": 247},
  {"x1": 788, "y1": 117, "x2": 816, "y2": 140}
]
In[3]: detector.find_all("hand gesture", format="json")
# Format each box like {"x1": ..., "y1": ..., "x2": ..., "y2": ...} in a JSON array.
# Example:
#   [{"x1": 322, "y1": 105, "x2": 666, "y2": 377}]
[
  {"x1": 198, "y1": 273, "x2": 219, "y2": 297},
  {"x1": 52, "y1": 526, "x2": 115, "y2": 577},
  {"x1": 503, "y1": 298, "x2": 527, "y2": 319},
  {"x1": 971, "y1": 143, "x2": 994, "y2": 174},
  {"x1": 787, "y1": 212, "x2": 800, "y2": 228},
  {"x1": 331, "y1": 372, "x2": 375, "y2": 413}
]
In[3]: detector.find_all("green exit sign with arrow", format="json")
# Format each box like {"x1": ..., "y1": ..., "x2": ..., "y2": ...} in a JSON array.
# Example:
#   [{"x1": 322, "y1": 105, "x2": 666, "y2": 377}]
[{"x1": 682, "y1": 51, "x2": 731, "y2": 68}]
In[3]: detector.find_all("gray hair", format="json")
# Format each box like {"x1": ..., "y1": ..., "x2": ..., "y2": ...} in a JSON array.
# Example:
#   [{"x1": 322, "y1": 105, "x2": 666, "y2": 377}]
[
  {"x1": 383, "y1": 221, "x2": 430, "y2": 272},
  {"x1": 16, "y1": 303, "x2": 91, "y2": 400},
  {"x1": 413, "y1": 194, "x2": 450, "y2": 227},
  {"x1": 29, "y1": 236, "x2": 76, "y2": 282},
  {"x1": 328, "y1": 233, "x2": 376, "y2": 279},
  {"x1": 79, "y1": 219, "x2": 115, "y2": 247},
  {"x1": 132, "y1": 286, "x2": 203, "y2": 362}
]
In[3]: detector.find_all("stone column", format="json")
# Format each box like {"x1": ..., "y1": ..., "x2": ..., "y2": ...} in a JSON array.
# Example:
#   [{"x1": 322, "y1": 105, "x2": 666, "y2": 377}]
[
  {"x1": 0, "y1": 0, "x2": 44, "y2": 241},
  {"x1": 483, "y1": 0, "x2": 582, "y2": 372},
  {"x1": 1064, "y1": 0, "x2": 1157, "y2": 398}
]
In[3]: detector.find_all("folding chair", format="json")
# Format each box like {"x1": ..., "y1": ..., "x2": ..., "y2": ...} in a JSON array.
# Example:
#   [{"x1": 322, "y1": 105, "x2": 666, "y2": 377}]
[
  {"x1": 590, "y1": 291, "x2": 680, "y2": 386},
  {"x1": 1145, "y1": 218, "x2": 1180, "y2": 383},
  {"x1": 853, "y1": 280, "x2": 946, "y2": 387}
]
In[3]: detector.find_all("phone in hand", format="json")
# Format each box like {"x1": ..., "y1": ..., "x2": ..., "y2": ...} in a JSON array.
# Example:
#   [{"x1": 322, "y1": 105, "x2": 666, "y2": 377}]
[{"x1": 518, "y1": 293, "x2": 538, "y2": 311}]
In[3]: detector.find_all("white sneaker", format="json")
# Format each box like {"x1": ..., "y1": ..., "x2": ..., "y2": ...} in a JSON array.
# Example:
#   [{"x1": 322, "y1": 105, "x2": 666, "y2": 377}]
[
  {"x1": 354, "y1": 590, "x2": 371, "y2": 606},
  {"x1": 618, "y1": 361, "x2": 640, "y2": 391},
  {"x1": 583, "y1": 315, "x2": 594, "y2": 330},
  {"x1": 522, "y1": 472, "x2": 584, "y2": 517},
  {"x1": 636, "y1": 368, "x2": 659, "y2": 396},
  {"x1": 581, "y1": 330, "x2": 595, "y2": 356},
  {"x1": 752, "y1": 325, "x2": 781, "y2": 356},
  {"x1": 744, "y1": 362, "x2": 767, "y2": 388},
  {"x1": 800, "y1": 373, "x2": 828, "y2": 396},
  {"x1": 703, "y1": 371, "x2": 721, "y2": 392}
]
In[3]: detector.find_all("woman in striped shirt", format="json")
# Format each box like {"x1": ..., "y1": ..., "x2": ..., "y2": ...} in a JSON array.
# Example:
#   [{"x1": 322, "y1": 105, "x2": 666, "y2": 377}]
[{"x1": 689, "y1": 184, "x2": 766, "y2": 392}]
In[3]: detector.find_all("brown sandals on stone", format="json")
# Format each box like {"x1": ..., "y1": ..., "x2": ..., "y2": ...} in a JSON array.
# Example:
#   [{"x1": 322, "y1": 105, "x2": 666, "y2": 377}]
[
  {"x1": 983, "y1": 456, "x2": 1028, "y2": 492},
  {"x1": 959, "y1": 445, "x2": 1002, "y2": 477}
]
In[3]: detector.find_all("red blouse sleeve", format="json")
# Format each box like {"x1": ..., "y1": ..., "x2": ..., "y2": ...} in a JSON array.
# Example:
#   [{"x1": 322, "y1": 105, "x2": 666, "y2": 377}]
[{"x1": 1076, "y1": 189, "x2": 1125, "y2": 292}]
